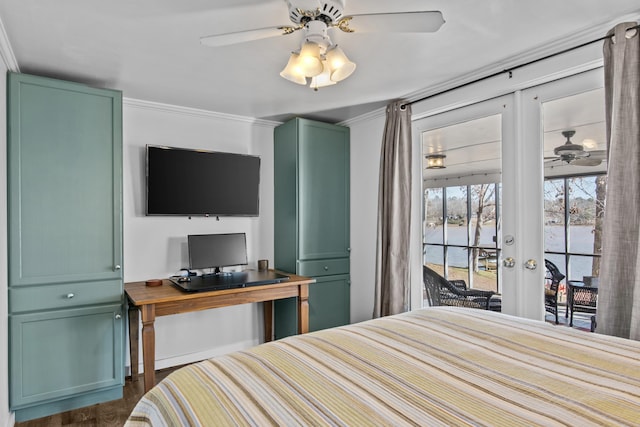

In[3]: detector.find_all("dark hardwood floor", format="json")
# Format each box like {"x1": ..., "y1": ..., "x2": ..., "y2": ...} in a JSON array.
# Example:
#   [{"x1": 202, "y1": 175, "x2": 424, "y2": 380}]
[{"x1": 15, "y1": 368, "x2": 177, "y2": 427}]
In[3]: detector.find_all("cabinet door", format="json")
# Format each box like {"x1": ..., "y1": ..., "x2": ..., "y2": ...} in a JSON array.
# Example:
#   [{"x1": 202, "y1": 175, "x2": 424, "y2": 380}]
[
  {"x1": 309, "y1": 274, "x2": 350, "y2": 332},
  {"x1": 9, "y1": 304, "x2": 124, "y2": 408},
  {"x1": 274, "y1": 274, "x2": 350, "y2": 339},
  {"x1": 7, "y1": 73, "x2": 123, "y2": 287},
  {"x1": 298, "y1": 119, "x2": 350, "y2": 260}
]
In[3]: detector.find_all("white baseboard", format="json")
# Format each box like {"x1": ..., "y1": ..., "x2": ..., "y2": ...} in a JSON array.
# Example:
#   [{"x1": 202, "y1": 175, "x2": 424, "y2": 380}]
[
  {"x1": 4, "y1": 411, "x2": 15, "y2": 427},
  {"x1": 126, "y1": 339, "x2": 260, "y2": 376}
]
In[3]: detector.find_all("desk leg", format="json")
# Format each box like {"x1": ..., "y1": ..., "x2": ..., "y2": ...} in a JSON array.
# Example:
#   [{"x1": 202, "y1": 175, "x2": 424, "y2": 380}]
[
  {"x1": 128, "y1": 304, "x2": 139, "y2": 382},
  {"x1": 263, "y1": 300, "x2": 273, "y2": 342},
  {"x1": 298, "y1": 284, "x2": 309, "y2": 334},
  {"x1": 140, "y1": 304, "x2": 156, "y2": 393}
]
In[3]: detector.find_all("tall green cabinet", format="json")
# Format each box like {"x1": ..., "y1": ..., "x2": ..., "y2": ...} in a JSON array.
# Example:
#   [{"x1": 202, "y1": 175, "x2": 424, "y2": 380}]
[
  {"x1": 7, "y1": 73, "x2": 124, "y2": 421},
  {"x1": 274, "y1": 118, "x2": 350, "y2": 339}
]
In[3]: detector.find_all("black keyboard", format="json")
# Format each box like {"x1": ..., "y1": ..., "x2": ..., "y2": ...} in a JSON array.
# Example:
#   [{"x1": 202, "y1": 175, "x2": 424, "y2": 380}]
[{"x1": 171, "y1": 270, "x2": 289, "y2": 292}]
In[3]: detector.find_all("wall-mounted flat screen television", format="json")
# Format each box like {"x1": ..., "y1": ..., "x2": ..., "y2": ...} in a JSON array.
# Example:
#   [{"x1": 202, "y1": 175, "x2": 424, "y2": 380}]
[{"x1": 146, "y1": 145, "x2": 260, "y2": 216}]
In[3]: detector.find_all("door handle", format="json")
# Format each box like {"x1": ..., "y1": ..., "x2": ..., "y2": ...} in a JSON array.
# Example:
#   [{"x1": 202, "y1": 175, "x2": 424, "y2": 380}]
[{"x1": 503, "y1": 257, "x2": 515, "y2": 268}]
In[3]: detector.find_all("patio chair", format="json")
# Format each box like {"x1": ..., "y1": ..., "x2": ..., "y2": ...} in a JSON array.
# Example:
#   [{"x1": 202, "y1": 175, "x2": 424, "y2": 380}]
[
  {"x1": 423, "y1": 265, "x2": 495, "y2": 310},
  {"x1": 544, "y1": 259, "x2": 565, "y2": 324}
]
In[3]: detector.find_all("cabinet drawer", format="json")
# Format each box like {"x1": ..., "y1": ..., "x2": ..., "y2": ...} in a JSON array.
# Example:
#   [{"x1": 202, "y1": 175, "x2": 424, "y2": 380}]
[
  {"x1": 298, "y1": 258, "x2": 349, "y2": 277},
  {"x1": 9, "y1": 280, "x2": 122, "y2": 313}
]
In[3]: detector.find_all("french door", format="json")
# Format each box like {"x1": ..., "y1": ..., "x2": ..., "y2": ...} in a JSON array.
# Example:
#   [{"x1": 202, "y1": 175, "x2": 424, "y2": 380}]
[
  {"x1": 521, "y1": 69, "x2": 606, "y2": 319},
  {"x1": 412, "y1": 95, "x2": 519, "y2": 314},
  {"x1": 412, "y1": 68, "x2": 604, "y2": 320}
]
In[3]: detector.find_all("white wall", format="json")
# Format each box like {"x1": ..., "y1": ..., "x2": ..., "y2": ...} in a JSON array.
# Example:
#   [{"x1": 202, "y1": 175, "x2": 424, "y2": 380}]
[
  {"x1": 122, "y1": 99, "x2": 277, "y2": 371},
  {"x1": 347, "y1": 114, "x2": 385, "y2": 323}
]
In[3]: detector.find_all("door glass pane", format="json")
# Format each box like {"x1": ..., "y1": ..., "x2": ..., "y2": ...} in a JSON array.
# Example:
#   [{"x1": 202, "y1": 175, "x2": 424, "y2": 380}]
[
  {"x1": 446, "y1": 186, "x2": 468, "y2": 246},
  {"x1": 542, "y1": 87, "x2": 607, "y2": 310},
  {"x1": 422, "y1": 113, "x2": 502, "y2": 296}
]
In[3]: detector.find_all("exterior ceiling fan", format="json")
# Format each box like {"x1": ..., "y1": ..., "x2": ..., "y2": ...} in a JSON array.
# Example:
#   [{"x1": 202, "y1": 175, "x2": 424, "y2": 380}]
[
  {"x1": 200, "y1": 0, "x2": 444, "y2": 89},
  {"x1": 545, "y1": 130, "x2": 607, "y2": 167}
]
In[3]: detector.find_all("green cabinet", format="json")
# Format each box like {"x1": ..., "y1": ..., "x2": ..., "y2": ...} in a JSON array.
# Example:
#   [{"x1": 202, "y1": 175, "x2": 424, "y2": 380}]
[
  {"x1": 274, "y1": 118, "x2": 350, "y2": 339},
  {"x1": 7, "y1": 73, "x2": 124, "y2": 421}
]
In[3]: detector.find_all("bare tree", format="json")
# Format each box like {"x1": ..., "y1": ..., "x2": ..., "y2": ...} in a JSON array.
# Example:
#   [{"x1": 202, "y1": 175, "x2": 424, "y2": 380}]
[
  {"x1": 592, "y1": 175, "x2": 607, "y2": 276},
  {"x1": 470, "y1": 184, "x2": 495, "y2": 272},
  {"x1": 570, "y1": 176, "x2": 607, "y2": 276}
]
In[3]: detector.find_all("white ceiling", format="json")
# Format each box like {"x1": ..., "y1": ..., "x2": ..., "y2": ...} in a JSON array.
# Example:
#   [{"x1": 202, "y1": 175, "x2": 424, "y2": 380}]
[{"x1": 1, "y1": 0, "x2": 639, "y2": 124}]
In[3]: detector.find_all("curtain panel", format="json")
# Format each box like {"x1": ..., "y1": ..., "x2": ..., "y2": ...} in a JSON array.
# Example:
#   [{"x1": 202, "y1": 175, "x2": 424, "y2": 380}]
[
  {"x1": 597, "y1": 22, "x2": 640, "y2": 340},
  {"x1": 373, "y1": 100, "x2": 412, "y2": 318}
]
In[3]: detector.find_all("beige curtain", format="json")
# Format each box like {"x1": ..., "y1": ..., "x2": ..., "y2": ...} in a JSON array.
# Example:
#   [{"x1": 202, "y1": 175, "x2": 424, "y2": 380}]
[
  {"x1": 596, "y1": 22, "x2": 640, "y2": 340},
  {"x1": 373, "y1": 100, "x2": 412, "y2": 318}
]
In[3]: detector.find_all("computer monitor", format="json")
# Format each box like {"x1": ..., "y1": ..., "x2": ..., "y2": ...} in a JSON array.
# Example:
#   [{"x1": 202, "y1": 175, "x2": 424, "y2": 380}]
[{"x1": 188, "y1": 233, "x2": 248, "y2": 274}]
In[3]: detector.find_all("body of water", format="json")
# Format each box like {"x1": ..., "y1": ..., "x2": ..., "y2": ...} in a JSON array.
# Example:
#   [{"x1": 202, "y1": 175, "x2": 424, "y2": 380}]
[{"x1": 424, "y1": 225, "x2": 598, "y2": 281}]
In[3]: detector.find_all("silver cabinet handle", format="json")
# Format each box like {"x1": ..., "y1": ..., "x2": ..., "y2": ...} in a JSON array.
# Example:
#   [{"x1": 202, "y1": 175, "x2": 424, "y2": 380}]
[
  {"x1": 525, "y1": 259, "x2": 538, "y2": 270},
  {"x1": 503, "y1": 257, "x2": 515, "y2": 268},
  {"x1": 324, "y1": 266, "x2": 329, "y2": 271},
  {"x1": 66, "y1": 293, "x2": 75, "y2": 299},
  {"x1": 115, "y1": 314, "x2": 122, "y2": 320},
  {"x1": 114, "y1": 265, "x2": 121, "y2": 270}
]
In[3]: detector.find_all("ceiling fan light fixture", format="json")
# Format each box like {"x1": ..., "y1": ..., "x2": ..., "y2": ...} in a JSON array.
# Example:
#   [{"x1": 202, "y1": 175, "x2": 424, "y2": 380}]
[
  {"x1": 310, "y1": 61, "x2": 337, "y2": 91},
  {"x1": 426, "y1": 154, "x2": 446, "y2": 169},
  {"x1": 554, "y1": 130, "x2": 588, "y2": 159},
  {"x1": 554, "y1": 144, "x2": 587, "y2": 157},
  {"x1": 280, "y1": 52, "x2": 307, "y2": 85},
  {"x1": 298, "y1": 41, "x2": 323, "y2": 76},
  {"x1": 325, "y1": 45, "x2": 356, "y2": 82}
]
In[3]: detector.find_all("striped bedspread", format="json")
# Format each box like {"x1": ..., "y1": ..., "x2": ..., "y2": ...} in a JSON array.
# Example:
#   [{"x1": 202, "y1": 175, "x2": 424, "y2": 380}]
[{"x1": 126, "y1": 307, "x2": 640, "y2": 426}]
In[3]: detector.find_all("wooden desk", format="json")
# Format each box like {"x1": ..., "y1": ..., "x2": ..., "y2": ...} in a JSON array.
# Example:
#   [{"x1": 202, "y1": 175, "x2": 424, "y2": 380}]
[{"x1": 125, "y1": 272, "x2": 314, "y2": 392}]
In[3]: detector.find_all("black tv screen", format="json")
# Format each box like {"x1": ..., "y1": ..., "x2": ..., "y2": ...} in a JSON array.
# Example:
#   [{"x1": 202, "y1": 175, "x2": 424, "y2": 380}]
[{"x1": 146, "y1": 145, "x2": 260, "y2": 216}]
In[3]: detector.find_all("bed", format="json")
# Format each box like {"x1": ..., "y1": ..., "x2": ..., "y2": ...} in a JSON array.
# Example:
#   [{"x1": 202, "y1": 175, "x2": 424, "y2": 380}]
[{"x1": 125, "y1": 307, "x2": 640, "y2": 426}]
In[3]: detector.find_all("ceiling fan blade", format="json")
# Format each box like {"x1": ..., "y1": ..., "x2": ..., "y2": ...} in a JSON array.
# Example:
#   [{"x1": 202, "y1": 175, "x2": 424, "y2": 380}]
[
  {"x1": 571, "y1": 158, "x2": 602, "y2": 166},
  {"x1": 586, "y1": 150, "x2": 607, "y2": 160},
  {"x1": 344, "y1": 11, "x2": 445, "y2": 34},
  {"x1": 200, "y1": 26, "x2": 296, "y2": 47}
]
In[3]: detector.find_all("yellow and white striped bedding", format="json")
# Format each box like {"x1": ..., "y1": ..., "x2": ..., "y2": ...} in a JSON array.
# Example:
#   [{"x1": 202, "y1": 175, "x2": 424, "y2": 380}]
[{"x1": 126, "y1": 307, "x2": 640, "y2": 426}]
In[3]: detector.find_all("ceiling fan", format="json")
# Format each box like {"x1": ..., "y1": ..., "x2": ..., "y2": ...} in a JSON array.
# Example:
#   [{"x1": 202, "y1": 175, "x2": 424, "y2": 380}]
[
  {"x1": 200, "y1": 0, "x2": 445, "y2": 89},
  {"x1": 545, "y1": 130, "x2": 607, "y2": 167}
]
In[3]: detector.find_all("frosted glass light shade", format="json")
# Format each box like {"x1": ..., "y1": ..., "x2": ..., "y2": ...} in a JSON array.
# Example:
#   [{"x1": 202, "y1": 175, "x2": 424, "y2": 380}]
[
  {"x1": 425, "y1": 154, "x2": 446, "y2": 169},
  {"x1": 326, "y1": 45, "x2": 356, "y2": 82},
  {"x1": 280, "y1": 52, "x2": 307, "y2": 85},
  {"x1": 309, "y1": 61, "x2": 336, "y2": 91},
  {"x1": 298, "y1": 42, "x2": 323, "y2": 77}
]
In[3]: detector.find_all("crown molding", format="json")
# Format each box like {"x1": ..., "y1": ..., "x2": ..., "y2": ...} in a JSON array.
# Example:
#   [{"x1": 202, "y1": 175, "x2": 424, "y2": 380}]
[
  {"x1": 0, "y1": 14, "x2": 19, "y2": 71},
  {"x1": 123, "y1": 97, "x2": 280, "y2": 128},
  {"x1": 339, "y1": 105, "x2": 386, "y2": 127}
]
